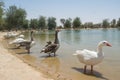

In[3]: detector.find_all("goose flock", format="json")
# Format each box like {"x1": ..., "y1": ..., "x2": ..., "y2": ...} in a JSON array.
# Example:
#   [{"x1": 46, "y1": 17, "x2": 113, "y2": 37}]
[
  {"x1": 7, "y1": 29, "x2": 112, "y2": 74},
  {"x1": 9, "y1": 31, "x2": 35, "y2": 53}
]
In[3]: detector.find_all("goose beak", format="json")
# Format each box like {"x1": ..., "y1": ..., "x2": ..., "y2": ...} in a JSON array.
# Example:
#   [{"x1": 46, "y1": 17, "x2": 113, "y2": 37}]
[{"x1": 106, "y1": 43, "x2": 112, "y2": 47}]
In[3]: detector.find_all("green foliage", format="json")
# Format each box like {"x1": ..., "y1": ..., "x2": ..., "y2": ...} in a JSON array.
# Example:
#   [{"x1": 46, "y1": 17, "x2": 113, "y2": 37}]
[
  {"x1": 1, "y1": 1, "x2": 120, "y2": 30},
  {"x1": 0, "y1": 1, "x2": 4, "y2": 18},
  {"x1": 29, "y1": 19, "x2": 38, "y2": 29},
  {"x1": 117, "y1": 18, "x2": 120, "y2": 27},
  {"x1": 0, "y1": 1, "x2": 4, "y2": 30},
  {"x1": 111, "y1": 19, "x2": 116, "y2": 28},
  {"x1": 84, "y1": 22, "x2": 93, "y2": 28},
  {"x1": 38, "y1": 16, "x2": 46, "y2": 30},
  {"x1": 22, "y1": 20, "x2": 29, "y2": 29},
  {"x1": 102, "y1": 19, "x2": 109, "y2": 28},
  {"x1": 60, "y1": 18, "x2": 65, "y2": 27},
  {"x1": 5, "y1": 5, "x2": 26, "y2": 30},
  {"x1": 47, "y1": 17, "x2": 56, "y2": 30},
  {"x1": 72, "y1": 17, "x2": 81, "y2": 28},
  {"x1": 64, "y1": 18, "x2": 72, "y2": 28}
]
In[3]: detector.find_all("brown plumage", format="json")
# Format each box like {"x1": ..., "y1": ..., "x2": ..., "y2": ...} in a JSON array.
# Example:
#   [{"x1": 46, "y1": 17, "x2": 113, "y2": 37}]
[
  {"x1": 40, "y1": 30, "x2": 60, "y2": 56},
  {"x1": 17, "y1": 31, "x2": 35, "y2": 53}
]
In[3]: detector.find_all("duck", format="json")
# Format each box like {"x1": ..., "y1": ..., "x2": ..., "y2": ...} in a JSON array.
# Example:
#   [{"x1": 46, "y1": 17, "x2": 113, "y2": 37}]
[
  {"x1": 73, "y1": 41, "x2": 112, "y2": 74},
  {"x1": 40, "y1": 29, "x2": 60, "y2": 56},
  {"x1": 17, "y1": 31, "x2": 35, "y2": 53}
]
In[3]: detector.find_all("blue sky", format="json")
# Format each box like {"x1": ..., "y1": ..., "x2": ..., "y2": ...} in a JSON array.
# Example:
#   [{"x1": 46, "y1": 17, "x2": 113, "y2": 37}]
[{"x1": 4, "y1": 0, "x2": 120, "y2": 25}]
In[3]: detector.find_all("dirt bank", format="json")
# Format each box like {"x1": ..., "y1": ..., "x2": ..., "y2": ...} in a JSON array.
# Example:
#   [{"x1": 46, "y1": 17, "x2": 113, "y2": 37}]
[{"x1": 0, "y1": 32, "x2": 53, "y2": 80}]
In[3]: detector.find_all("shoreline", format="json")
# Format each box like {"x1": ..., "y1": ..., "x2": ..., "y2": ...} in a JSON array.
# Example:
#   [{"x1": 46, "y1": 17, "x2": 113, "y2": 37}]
[{"x1": 0, "y1": 32, "x2": 53, "y2": 80}]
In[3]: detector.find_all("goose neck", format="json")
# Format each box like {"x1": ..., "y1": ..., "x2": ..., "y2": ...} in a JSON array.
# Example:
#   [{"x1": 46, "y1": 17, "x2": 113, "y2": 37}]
[
  {"x1": 54, "y1": 31, "x2": 59, "y2": 44},
  {"x1": 97, "y1": 45, "x2": 103, "y2": 54},
  {"x1": 31, "y1": 32, "x2": 33, "y2": 41}
]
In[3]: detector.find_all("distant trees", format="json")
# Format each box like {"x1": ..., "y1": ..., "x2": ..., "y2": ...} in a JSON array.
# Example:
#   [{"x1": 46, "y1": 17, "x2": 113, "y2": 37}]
[
  {"x1": 5, "y1": 5, "x2": 26, "y2": 30},
  {"x1": 60, "y1": 18, "x2": 65, "y2": 28},
  {"x1": 72, "y1": 17, "x2": 81, "y2": 28},
  {"x1": 47, "y1": 17, "x2": 56, "y2": 30},
  {"x1": 117, "y1": 18, "x2": 120, "y2": 27},
  {"x1": 38, "y1": 16, "x2": 46, "y2": 30},
  {"x1": 84, "y1": 22, "x2": 93, "y2": 28},
  {"x1": 22, "y1": 19, "x2": 29, "y2": 29},
  {"x1": 0, "y1": 1, "x2": 4, "y2": 30},
  {"x1": 1, "y1": 1, "x2": 120, "y2": 31},
  {"x1": 64, "y1": 18, "x2": 72, "y2": 28},
  {"x1": 29, "y1": 19, "x2": 38, "y2": 29},
  {"x1": 102, "y1": 19, "x2": 109, "y2": 28},
  {"x1": 111, "y1": 19, "x2": 116, "y2": 28}
]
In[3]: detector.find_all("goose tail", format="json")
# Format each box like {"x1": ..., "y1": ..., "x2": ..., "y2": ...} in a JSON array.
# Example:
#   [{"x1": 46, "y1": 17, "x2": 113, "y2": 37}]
[{"x1": 73, "y1": 50, "x2": 81, "y2": 55}]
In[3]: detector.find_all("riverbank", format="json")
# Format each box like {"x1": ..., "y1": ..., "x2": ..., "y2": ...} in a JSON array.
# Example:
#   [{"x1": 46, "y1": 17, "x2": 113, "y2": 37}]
[{"x1": 0, "y1": 32, "x2": 53, "y2": 80}]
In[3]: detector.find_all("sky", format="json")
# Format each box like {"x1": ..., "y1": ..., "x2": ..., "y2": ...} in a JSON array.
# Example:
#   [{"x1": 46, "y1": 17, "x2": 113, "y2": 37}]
[{"x1": 3, "y1": 0, "x2": 120, "y2": 25}]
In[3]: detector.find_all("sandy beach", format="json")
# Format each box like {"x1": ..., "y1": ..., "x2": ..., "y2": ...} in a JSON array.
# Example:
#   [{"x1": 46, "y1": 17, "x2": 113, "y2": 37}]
[{"x1": 0, "y1": 32, "x2": 53, "y2": 80}]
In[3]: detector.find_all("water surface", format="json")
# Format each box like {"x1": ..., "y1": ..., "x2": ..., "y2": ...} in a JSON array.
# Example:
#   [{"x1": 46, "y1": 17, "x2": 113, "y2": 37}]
[{"x1": 9, "y1": 28, "x2": 120, "y2": 80}]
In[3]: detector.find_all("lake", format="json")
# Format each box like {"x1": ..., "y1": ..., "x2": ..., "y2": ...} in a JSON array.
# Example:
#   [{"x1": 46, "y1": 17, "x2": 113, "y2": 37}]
[{"x1": 8, "y1": 28, "x2": 120, "y2": 80}]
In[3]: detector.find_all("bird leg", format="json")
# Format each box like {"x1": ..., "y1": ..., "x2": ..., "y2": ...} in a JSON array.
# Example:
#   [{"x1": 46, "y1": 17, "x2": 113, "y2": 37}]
[
  {"x1": 27, "y1": 49, "x2": 30, "y2": 54},
  {"x1": 91, "y1": 65, "x2": 93, "y2": 74},
  {"x1": 54, "y1": 52, "x2": 56, "y2": 56},
  {"x1": 25, "y1": 44, "x2": 31, "y2": 54},
  {"x1": 48, "y1": 53, "x2": 51, "y2": 57},
  {"x1": 84, "y1": 65, "x2": 87, "y2": 74}
]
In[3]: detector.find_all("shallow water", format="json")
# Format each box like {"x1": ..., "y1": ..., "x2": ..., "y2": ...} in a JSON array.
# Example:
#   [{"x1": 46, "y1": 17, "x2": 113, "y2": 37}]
[{"x1": 7, "y1": 28, "x2": 120, "y2": 80}]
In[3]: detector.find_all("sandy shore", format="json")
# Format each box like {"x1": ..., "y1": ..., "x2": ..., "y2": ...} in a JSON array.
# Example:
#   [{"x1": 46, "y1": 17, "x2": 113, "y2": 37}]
[{"x1": 0, "y1": 32, "x2": 53, "y2": 80}]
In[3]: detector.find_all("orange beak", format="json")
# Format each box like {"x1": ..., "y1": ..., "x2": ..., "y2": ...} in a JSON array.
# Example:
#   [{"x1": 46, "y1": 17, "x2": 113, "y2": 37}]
[{"x1": 106, "y1": 43, "x2": 112, "y2": 47}]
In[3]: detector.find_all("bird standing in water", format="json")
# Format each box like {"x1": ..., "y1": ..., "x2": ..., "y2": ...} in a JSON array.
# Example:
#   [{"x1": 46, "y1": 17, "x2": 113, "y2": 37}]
[
  {"x1": 73, "y1": 41, "x2": 112, "y2": 74},
  {"x1": 40, "y1": 29, "x2": 60, "y2": 56}
]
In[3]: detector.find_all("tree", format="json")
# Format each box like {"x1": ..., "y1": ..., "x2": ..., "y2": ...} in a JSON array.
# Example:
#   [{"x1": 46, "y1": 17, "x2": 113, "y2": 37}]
[
  {"x1": 84, "y1": 22, "x2": 93, "y2": 28},
  {"x1": 102, "y1": 19, "x2": 109, "y2": 28},
  {"x1": 0, "y1": 1, "x2": 4, "y2": 20},
  {"x1": 111, "y1": 19, "x2": 116, "y2": 28},
  {"x1": 22, "y1": 19, "x2": 29, "y2": 29},
  {"x1": 47, "y1": 17, "x2": 56, "y2": 30},
  {"x1": 64, "y1": 18, "x2": 72, "y2": 28},
  {"x1": 29, "y1": 19, "x2": 38, "y2": 29},
  {"x1": 72, "y1": 17, "x2": 81, "y2": 28},
  {"x1": 6, "y1": 5, "x2": 26, "y2": 30},
  {"x1": 117, "y1": 18, "x2": 120, "y2": 27},
  {"x1": 38, "y1": 16, "x2": 46, "y2": 30},
  {"x1": 0, "y1": 1, "x2": 4, "y2": 30},
  {"x1": 60, "y1": 18, "x2": 65, "y2": 28},
  {"x1": 16, "y1": 8, "x2": 27, "y2": 29}
]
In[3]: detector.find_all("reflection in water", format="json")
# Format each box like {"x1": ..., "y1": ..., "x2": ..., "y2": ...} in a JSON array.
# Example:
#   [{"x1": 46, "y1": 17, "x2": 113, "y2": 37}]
[
  {"x1": 13, "y1": 28, "x2": 120, "y2": 80},
  {"x1": 60, "y1": 30, "x2": 81, "y2": 45},
  {"x1": 22, "y1": 54, "x2": 36, "y2": 62},
  {"x1": 41, "y1": 57, "x2": 60, "y2": 74}
]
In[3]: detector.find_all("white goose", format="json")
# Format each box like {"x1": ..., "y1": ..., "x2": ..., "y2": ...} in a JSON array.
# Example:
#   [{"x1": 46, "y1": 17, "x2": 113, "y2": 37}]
[
  {"x1": 4, "y1": 32, "x2": 18, "y2": 39},
  {"x1": 73, "y1": 41, "x2": 112, "y2": 73},
  {"x1": 17, "y1": 31, "x2": 35, "y2": 53},
  {"x1": 9, "y1": 35, "x2": 26, "y2": 45}
]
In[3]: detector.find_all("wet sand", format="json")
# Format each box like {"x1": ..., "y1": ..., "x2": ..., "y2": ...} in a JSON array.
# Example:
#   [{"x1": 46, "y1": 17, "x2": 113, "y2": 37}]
[{"x1": 0, "y1": 32, "x2": 53, "y2": 80}]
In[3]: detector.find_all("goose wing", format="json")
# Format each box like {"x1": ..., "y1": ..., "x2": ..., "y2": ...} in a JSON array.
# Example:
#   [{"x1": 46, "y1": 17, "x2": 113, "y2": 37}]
[
  {"x1": 9, "y1": 38, "x2": 27, "y2": 44},
  {"x1": 43, "y1": 44, "x2": 57, "y2": 53},
  {"x1": 75, "y1": 49, "x2": 98, "y2": 60}
]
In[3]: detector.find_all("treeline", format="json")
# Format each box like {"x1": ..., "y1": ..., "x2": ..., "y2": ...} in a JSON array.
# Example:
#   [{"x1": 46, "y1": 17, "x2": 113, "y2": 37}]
[{"x1": 0, "y1": 1, "x2": 120, "y2": 31}]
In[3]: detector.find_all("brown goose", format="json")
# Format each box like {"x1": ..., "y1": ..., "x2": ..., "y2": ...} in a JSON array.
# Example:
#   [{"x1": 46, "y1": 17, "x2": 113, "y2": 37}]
[
  {"x1": 40, "y1": 29, "x2": 60, "y2": 56},
  {"x1": 18, "y1": 31, "x2": 35, "y2": 53}
]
